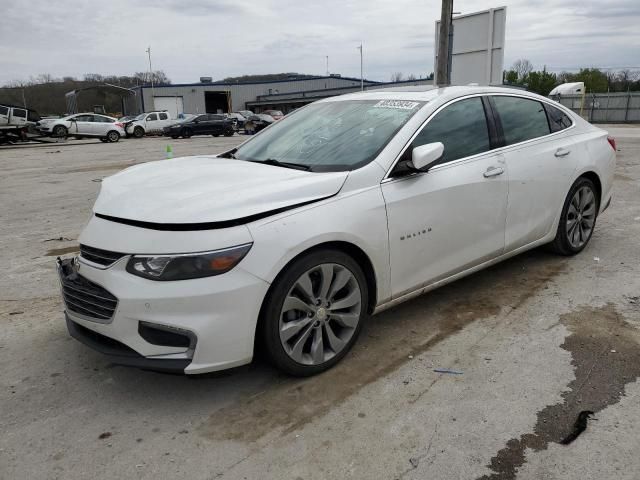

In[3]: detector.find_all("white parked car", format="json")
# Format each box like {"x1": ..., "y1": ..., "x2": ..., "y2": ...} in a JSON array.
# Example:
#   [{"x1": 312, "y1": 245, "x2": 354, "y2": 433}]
[
  {"x1": 37, "y1": 113, "x2": 125, "y2": 142},
  {"x1": 124, "y1": 111, "x2": 174, "y2": 138},
  {"x1": 58, "y1": 86, "x2": 616, "y2": 376}
]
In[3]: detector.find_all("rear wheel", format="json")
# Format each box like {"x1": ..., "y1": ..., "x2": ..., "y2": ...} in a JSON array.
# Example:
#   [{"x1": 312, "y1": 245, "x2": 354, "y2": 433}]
[
  {"x1": 548, "y1": 177, "x2": 599, "y2": 255},
  {"x1": 224, "y1": 130, "x2": 234, "y2": 137},
  {"x1": 212, "y1": 134, "x2": 219, "y2": 137},
  {"x1": 52, "y1": 125, "x2": 67, "y2": 138},
  {"x1": 182, "y1": 128, "x2": 192, "y2": 138},
  {"x1": 106, "y1": 130, "x2": 120, "y2": 143},
  {"x1": 133, "y1": 126, "x2": 144, "y2": 138},
  {"x1": 171, "y1": 135, "x2": 179, "y2": 139},
  {"x1": 261, "y1": 249, "x2": 368, "y2": 376}
]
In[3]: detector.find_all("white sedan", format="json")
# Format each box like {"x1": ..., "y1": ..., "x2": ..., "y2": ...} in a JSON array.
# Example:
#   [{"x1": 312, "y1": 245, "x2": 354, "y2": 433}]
[
  {"x1": 37, "y1": 113, "x2": 125, "y2": 142},
  {"x1": 58, "y1": 86, "x2": 616, "y2": 376}
]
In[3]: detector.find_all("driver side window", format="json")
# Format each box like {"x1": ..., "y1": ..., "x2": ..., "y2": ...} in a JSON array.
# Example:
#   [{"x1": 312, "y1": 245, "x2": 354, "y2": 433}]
[{"x1": 411, "y1": 97, "x2": 491, "y2": 165}]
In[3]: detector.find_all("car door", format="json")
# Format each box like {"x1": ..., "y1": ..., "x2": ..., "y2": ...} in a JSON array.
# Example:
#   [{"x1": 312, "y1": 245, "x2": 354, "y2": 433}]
[
  {"x1": 10, "y1": 107, "x2": 28, "y2": 126},
  {"x1": 208, "y1": 114, "x2": 224, "y2": 135},
  {"x1": 489, "y1": 95, "x2": 582, "y2": 251},
  {"x1": 157, "y1": 112, "x2": 171, "y2": 130},
  {"x1": 381, "y1": 96, "x2": 508, "y2": 298},
  {"x1": 145, "y1": 113, "x2": 159, "y2": 133},
  {"x1": 91, "y1": 115, "x2": 113, "y2": 136},
  {"x1": 191, "y1": 115, "x2": 208, "y2": 134},
  {"x1": 72, "y1": 115, "x2": 94, "y2": 135},
  {"x1": 0, "y1": 105, "x2": 9, "y2": 125}
]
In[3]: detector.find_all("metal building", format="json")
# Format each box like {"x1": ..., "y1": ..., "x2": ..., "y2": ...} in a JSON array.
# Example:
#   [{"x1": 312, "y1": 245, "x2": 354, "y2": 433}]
[{"x1": 125, "y1": 75, "x2": 382, "y2": 118}]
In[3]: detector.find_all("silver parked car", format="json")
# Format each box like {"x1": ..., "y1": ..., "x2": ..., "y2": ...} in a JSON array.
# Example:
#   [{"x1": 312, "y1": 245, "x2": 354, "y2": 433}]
[{"x1": 36, "y1": 113, "x2": 126, "y2": 142}]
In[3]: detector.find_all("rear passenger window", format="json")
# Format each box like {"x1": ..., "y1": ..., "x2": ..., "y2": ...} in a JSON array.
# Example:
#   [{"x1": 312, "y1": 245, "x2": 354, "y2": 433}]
[
  {"x1": 13, "y1": 108, "x2": 27, "y2": 118},
  {"x1": 544, "y1": 104, "x2": 573, "y2": 132},
  {"x1": 492, "y1": 96, "x2": 550, "y2": 145},
  {"x1": 159, "y1": 112, "x2": 168, "y2": 120},
  {"x1": 0, "y1": 106, "x2": 9, "y2": 115},
  {"x1": 412, "y1": 97, "x2": 490, "y2": 163}
]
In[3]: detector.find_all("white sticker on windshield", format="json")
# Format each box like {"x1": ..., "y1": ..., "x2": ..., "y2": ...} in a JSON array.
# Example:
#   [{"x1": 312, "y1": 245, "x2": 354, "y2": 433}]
[{"x1": 373, "y1": 100, "x2": 420, "y2": 110}]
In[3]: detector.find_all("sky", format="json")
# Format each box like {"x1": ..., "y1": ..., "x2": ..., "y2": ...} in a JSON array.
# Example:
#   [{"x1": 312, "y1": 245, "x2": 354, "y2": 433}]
[{"x1": 2, "y1": 0, "x2": 639, "y2": 86}]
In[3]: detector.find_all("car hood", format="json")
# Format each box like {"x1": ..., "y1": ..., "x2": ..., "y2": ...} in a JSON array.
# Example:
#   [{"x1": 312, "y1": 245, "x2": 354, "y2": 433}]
[{"x1": 93, "y1": 156, "x2": 348, "y2": 225}]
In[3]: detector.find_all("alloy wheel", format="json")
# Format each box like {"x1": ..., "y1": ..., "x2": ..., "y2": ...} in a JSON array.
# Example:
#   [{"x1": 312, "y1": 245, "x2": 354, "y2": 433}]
[
  {"x1": 279, "y1": 263, "x2": 362, "y2": 365},
  {"x1": 566, "y1": 185, "x2": 596, "y2": 248}
]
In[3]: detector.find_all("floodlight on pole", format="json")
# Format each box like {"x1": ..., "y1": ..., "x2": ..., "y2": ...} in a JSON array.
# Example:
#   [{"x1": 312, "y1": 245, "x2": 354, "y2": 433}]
[
  {"x1": 146, "y1": 46, "x2": 155, "y2": 110},
  {"x1": 357, "y1": 43, "x2": 364, "y2": 91}
]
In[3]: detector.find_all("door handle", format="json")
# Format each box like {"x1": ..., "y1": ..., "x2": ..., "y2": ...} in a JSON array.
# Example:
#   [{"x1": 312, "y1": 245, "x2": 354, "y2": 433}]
[
  {"x1": 555, "y1": 148, "x2": 571, "y2": 157},
  {"x1": 483, "y1": 166, "x2": 504, "y2": 178}
]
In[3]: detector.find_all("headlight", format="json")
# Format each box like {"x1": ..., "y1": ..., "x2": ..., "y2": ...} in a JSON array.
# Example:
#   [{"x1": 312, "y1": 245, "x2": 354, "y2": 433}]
[{"x1": 126, "y1": 243, "x2": 252, "y2": 281}]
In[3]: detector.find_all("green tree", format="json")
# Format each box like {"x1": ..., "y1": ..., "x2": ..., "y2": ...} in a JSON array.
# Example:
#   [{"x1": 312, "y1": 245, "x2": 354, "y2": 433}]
[
  {"x1": 571, "y1": 68, "x2": 608, "y2": 93},
  {"x1": 504, "y1": 70, "x2": 519, "y2": 84},
  {"x1": 523, "y1": 68, "x2": 557, "y2": 96}
]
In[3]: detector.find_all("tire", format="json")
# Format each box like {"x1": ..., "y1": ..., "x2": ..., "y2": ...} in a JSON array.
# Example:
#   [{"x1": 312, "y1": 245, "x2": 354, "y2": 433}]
[
  {"x1": 133, "y1": 126, "x2": 144, "y2": 138},
  {"x1": 182, "y1": 128, "x2": 192, "y2": 139},
  {"x1": 99, "y1": 138, "x2": 108, "y2": 143},
  {"x1": 224, "y1": 130, "x2": 234, "y2": 137},
  {"x1": 548, "y1": 177, "x2": 599, "y2": 255},
  {"x1": 260, "y1": 249, "x2": 368, "y2": 376},
  {"x1": 106, "y1": 130, "x2": 120, "y2": 143},
  {"x1": 212, "y1": 134, "x2": 219, "y2": 137},
  {"x1": 52, "y1": 125, "x2": 67, "y2": 138},
  {"x1": 171, "y1": 135, "x2": 179, "y2": 139}
]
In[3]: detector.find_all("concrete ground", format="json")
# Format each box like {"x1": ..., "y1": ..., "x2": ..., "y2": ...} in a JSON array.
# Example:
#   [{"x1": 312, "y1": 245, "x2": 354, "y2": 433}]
[{"x1": 1, "y1": 127, "x2": 639, "y2": 480}]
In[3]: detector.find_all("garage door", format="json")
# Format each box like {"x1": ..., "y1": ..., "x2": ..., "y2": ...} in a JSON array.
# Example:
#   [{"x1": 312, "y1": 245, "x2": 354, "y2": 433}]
[{"x1": 153, "y1": 97, "x2": 184, "y2": 119}]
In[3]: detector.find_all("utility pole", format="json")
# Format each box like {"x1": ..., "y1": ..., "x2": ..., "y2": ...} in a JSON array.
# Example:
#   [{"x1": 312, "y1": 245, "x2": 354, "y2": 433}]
[
  {"x1": 146, "y1": 46, "x2": 155, "y2": 110},
  {"x1": 436, "y1": 0, "x2": 453, "y2": 86},
  {"x1": 358, "y1": 43, "x2": 364, "y2": 91}
]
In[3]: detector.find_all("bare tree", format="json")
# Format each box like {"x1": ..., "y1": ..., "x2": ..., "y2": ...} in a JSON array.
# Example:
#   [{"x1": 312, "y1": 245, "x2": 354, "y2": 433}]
[
  {"x1": 511, "y1": 59, "x2": 533, "y2": 81},
  {"x1": 407, "y1": 73, "x2": 417, "y2": 81},
  {"x1": 83, "y1": 73, "x2": 104, "y2": 82},
  {"x1": 390, "y1": 72, "x2": 404, "y2": 82}
]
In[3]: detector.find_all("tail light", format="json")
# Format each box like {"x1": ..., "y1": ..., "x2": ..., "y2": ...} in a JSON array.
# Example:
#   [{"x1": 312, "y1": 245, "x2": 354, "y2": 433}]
[
  {"x1": 115, "y1": 122, "x2": 124, "y2": 128},
  {"x1": 607, "y1": 136, "x2": 616, "y2": 152}
]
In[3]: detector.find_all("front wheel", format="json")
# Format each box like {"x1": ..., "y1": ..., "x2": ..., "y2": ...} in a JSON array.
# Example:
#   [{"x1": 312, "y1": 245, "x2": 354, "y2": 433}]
[
  {"x1": 182, "y1": 128, "x2": 192, "y2": 138},
  {"x1": 224, "y1": 130, "x2": 234, "y2": 137},
  {"x1": 260, "y1": 249, "x2": 368, "y2": 376},
  {"x1": 52, "y1": 125, "x2": 67, "y2": 138},
  {"x1": 133, "y1": 126, "x2": 144, "y2": 138},
  {"x1": 106, "y1": 130, "x2": 120, "y2": 143},
  {"x1": 548, "y1": 177, "x2": 599, "y2": 255}
]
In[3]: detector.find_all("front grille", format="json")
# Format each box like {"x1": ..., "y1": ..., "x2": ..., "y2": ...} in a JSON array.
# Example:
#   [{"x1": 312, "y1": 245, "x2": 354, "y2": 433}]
[
  {"x1": 61, "y1": 273, "x2": 118, "y2": 321},
  {"x1": 80, "y1": 244, "x2": 126, "y2": 267}
]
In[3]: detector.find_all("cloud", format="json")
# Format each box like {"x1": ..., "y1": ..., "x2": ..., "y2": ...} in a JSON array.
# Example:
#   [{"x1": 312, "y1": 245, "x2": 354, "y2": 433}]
[{"x1": 0, "y1": 0, "x2": 638, "y2": 85}]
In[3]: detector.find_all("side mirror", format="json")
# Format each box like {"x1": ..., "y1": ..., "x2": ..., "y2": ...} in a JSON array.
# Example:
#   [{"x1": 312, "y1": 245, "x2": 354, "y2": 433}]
[{"x1": 410, "y1": 142, "x2": 444, "y2": 172}]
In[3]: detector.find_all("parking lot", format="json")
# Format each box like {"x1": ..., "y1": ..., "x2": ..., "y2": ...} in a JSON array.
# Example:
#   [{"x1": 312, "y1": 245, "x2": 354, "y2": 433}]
[{"x1": 1, "y1": 128, "x2": 639, "y2": 479}]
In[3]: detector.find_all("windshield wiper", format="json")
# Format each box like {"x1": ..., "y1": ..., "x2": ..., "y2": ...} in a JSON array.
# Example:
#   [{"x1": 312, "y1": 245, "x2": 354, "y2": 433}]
[{"x1": 249, "y1": 158, "x2": 311, "y2": 171}]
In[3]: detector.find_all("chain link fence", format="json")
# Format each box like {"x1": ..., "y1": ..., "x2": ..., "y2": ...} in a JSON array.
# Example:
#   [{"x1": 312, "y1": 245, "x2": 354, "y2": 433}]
[{"x1": 551, "y1": 92, "x2": 640, "y2": 123}]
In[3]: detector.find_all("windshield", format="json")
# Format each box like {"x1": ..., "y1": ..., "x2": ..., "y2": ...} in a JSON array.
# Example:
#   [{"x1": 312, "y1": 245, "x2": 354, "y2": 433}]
[
  {"x1": 135, "y1": 113, "x2": 146, "y2": 120},
  {"x1": 234, "y1": 100, "x2": 424, "y2": 172}
]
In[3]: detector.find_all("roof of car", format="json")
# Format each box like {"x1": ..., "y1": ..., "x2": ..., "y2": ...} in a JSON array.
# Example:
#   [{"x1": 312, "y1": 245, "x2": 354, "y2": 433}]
[{"x1": 326, "y1": 85, "x2": 547, "y2": 104}]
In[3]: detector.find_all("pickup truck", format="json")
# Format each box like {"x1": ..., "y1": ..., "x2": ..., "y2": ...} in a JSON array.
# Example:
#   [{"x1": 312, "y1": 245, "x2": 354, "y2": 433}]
[
  {"x1": 0, "y1": 104, "x2": 40, "y2": 143},
  {"x1": 123, "y1": 111, "x2": 174, "y2": 138}
]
